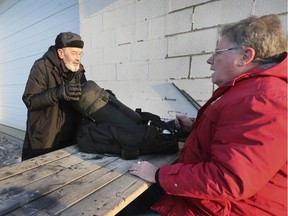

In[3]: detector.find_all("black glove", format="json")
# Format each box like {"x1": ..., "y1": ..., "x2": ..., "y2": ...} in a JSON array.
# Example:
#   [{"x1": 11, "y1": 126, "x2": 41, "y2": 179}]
[{"x1": 56, "y1": 83, "x2": 82, "y2": 101}]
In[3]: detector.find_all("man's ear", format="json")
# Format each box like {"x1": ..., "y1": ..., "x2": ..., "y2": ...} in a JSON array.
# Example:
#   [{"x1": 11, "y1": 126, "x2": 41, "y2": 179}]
[
  {"x1": 57, "y1": 48, "x2": 64, "y2": 59},
  {"x1": 240, "y1": 47, "x2": 255, "y2": 65}
]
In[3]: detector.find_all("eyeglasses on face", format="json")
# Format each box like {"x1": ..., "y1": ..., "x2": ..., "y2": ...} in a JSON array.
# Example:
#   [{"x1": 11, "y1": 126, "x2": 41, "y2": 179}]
[
  {"x1": 70, "y1": 51, "x2": 84, "y2": 58},
  {"x1": 62, "y1": 49, "x2": 84, "y2": 58},
  {"x1": 211, "y1": 47, "x2": 239, "y2": 58}
]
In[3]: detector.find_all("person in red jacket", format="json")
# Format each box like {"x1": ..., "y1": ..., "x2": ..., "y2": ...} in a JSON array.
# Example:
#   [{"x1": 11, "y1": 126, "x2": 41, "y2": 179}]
[{"x1": 125, "y1": 14, "x2": 287, "y2": 215}]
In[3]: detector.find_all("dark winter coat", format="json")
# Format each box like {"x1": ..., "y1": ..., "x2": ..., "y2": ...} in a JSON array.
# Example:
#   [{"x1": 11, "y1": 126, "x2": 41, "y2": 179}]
[{"x1": 22, "y1": 46, "x2": 86, "y2": 160}]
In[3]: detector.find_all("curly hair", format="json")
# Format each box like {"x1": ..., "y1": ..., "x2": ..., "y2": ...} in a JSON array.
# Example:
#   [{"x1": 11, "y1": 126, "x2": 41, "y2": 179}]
[{"x1": 220, "y1": 14, "x2": 287, "y2": 64}]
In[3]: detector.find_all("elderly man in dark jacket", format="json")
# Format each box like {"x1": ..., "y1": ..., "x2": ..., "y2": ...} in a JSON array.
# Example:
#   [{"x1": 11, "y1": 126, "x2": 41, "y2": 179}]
[{"x1": 22, "y1": 32, "x2": 87, "y2": 160}]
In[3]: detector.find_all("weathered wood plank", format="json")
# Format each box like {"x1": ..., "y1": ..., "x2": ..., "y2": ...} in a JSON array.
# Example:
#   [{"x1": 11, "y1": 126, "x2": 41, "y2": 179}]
[
  {"x1": 0, "y1": 155, "x2": 117, "y2": 215},
  {"x1": 0, "y1": 145, "x2": 79, "y2": 181},
  {"x1": 0, "y1": 154, "x2": 84, "y2": 196},
  {"x1": 59, "y1": 153, "x2": 179, "y2": 216},
  {"x1": 60, "y1": 174, "x2": 149, "y2": 216},
  {"x1": 9, "y1": 157, "x2": 134, "y2": 215},
  {"x1": 0, "y1": 145, "x2": 180, "y2": 216}
]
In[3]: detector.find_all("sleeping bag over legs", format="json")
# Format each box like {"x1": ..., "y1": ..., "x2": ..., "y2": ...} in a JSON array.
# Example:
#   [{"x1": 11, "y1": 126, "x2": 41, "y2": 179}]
[{"x1": 73, "y1": 80, "x2": 179, "y2": 159}]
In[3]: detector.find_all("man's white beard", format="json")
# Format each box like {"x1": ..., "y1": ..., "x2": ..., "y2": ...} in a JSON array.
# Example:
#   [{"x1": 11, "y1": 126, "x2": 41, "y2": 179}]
[{"x1": 65, "y1": 62, "x2": 80, "y2": 72}]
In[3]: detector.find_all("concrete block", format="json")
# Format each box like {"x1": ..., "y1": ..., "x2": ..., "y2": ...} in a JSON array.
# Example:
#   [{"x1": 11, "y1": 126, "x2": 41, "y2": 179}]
[
  {"x1": 190, "y1": 54, "x2": 213, "y2": 78},
  {"x1": 149, "y1": 16, "x2": 167, "y2": 39},
  {"x1": 193, "y1": 0, "x2": 253, "y2": 29},
  {"x1": 95, "y1": 80, "x2": 132, "y2": 97},
  {"x1": 103, "y1": 3, "x2": 134, "y2": 30},
  {"x1": 117, "y1": 44, "x2": 132, "y2": 63},
  {"x1": 148, "y1": 38, "x2": 168, "y2": 60},
  {"x1": 168, "y1": 28, "x2": 218, "y2": 57},
  {"x1": 135, "y1": 0, "x2": 168, "y2": 22},
  {"x1": 135, "y1": 20, "x2": 149, "y2": 42},
  {"x1": 149, "y1": 57, "x2": 190, "y2": 80},
  {"x1": 132, "y1": 38, "x2": 167, "y2": 61},
  {"x1": 91, "y1": 64, "x2": 116, "y2": 81},
  {"x1": 103, "y1": 9, "x2": 118, "y2": 30},
  {"x1": 169, "y1": 0, "x2": 209, "y2": 12},
  {"x1": 132, "y1": 41, "x2": 149, "y2": 61},
  {"x1": 80, "y1": 15, "x2": 103, "y2": 35},
  {"x1": 84, "y1": 65, "x2": 93, "y2": 80},
  {"x1": 91, "y1": 29, "x2": 116, "y2": 49},
  {"x1": 81, "y1": 34, "x2": 92, "y2": 50},
  {"x1": 129, "y1": 80, "x2": 149, "y2": 99},
  {"x1": 117, "y1": 24, "x2": 134, "y2": 45},
  {"x1": 81, "y1": 49, "x2": 104, "y2": 66},
  {"x1": 254, "y1": 0, "x2": 288, "y2": 16},
  {"x1": 116, "y1": 3, "x2": 134, "y2": 26},
  {"x1": 117, "y1": 61, "x2": 149, "y2": 80},
  {"x1": 279, "y1": 14, "x2": 288, "y2": 34},
  {"x1": 167, "y1": 8, "x2": 192, "y2": 35},
  {"x1": 103, "y1": 44, "x2": 132, "y2": 64}
]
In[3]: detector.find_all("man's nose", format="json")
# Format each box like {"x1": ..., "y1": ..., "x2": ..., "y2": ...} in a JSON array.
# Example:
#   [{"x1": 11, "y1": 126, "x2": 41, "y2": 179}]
[{"x1": 207, "y1": 55, "x2": 213, "y2": 65}]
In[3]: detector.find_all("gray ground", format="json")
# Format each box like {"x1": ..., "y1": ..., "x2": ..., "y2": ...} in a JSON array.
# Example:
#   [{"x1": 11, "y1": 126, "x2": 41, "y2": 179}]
[{"x1": 0, "y1": 131, "x2": 23, "y2": 167}]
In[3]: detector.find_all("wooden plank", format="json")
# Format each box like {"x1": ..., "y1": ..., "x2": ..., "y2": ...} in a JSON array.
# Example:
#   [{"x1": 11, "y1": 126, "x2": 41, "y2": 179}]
[
  {"x1": 60, "y1": 173, "x2": 149, "y2": 216},
  {"x1": 0, "y1": 154, "x2": 117, "y2": 215},
  {"x1": 0, "y1": 154, "x2": 87, "y2": 196},
  {"x1": 10, "y1": 157, "x2": 134, "y2": 215},
  {"x1": 59, "y1": 153, "x2": 179, "y2": 216},
  {"x1": 0, "y1": 145, "x2": 78, "y2": 181},
  {"x1": 0, "y1": 147, "x2": 180, "y2": 215},
  {"x1": 96, "y1": 176, "x2": 150, "y2": 216}
]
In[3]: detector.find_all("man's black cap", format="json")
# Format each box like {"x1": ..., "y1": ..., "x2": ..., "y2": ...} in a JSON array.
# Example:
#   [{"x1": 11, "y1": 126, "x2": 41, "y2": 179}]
[{"x1": 55, "y1": 32, "x2": 84, "y2": 49}]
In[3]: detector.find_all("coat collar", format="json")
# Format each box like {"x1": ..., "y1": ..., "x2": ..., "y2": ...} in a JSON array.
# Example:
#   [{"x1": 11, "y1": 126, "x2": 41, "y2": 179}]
[{"x1": 227, "y1": 52, "x2": 287, "y2": 86}]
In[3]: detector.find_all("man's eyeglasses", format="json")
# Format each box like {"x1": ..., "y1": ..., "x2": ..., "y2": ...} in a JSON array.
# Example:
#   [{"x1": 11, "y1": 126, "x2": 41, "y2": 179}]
[
  {"x1": 70, "y1": 51, "x2": 84, "y2": 58},
  {"x1": 62, "y1": 49, "x2": 84, "y2": 58},
  {"x1": 211, "y1": 47, "x2": 239, "y2": 58}
]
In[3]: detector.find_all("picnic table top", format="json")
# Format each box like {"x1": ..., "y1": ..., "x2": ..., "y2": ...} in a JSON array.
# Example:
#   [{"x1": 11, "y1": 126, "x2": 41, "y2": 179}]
[{"x1": 0, "y1": 145, "x2": 179, "y2": 216}]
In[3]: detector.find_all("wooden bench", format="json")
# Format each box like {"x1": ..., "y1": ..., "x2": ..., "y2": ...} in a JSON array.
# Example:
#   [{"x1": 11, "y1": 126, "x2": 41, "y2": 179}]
[{"x1": 0, "y1": 145, "x2": 179, "y2": 215}]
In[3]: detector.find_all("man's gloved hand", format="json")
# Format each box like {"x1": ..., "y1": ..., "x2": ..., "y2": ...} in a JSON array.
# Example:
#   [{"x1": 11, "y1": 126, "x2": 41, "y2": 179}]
[{"x1": 56, "y1": 83, "x2": 82, "y2": 101}]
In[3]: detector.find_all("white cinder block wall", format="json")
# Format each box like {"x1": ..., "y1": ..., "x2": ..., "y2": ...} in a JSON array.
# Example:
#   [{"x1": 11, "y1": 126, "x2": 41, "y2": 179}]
[
  {"x1": 0, "y1": 0, "x2": 286, "y2": 138},
  {"x1": 79, "y1": 0, "x2": 287, "y2": 119}
]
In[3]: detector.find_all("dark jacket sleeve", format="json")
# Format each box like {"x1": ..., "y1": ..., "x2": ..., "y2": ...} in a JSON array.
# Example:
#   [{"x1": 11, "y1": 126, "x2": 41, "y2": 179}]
[{"x1": 22, "y1": 61, "x2": 60, "y2": 111}]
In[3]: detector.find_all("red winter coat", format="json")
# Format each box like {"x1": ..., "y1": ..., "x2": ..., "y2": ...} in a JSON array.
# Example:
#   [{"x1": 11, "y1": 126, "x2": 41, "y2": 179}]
[{"x1": 152, "y1": 53, "x2": 287, "y2": 216}]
